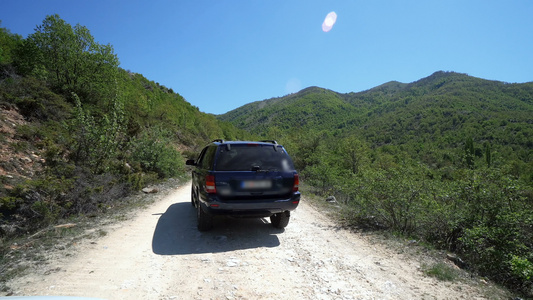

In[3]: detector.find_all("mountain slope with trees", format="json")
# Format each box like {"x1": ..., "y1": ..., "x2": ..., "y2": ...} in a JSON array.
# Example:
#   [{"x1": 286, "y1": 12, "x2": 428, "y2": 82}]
[
  {"x1": 2, "y1": 14, "x2": 533, "y2": 297},
  {"x1": 0, "y1": 15, "x2": 250, "y2": 247},
  {"x1": 220, "y1": 71, "x2": 533, "y2": 182},
  {"x1": 219, "y1": 71, "x2": 533, "y2": 296},
  {"x1": 219, "y1": 86, "x2": 361, "y2": 133}
]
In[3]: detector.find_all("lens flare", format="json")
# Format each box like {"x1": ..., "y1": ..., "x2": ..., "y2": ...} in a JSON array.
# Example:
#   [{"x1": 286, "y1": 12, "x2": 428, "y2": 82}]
[{"x1": 322, "y1": 11, "x2": 337, "y2": 32}]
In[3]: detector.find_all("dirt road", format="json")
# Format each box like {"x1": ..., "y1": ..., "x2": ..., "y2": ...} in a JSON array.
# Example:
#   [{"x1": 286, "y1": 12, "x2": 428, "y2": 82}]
[{"x1": 6, "y1": 182, "x2": 496, "y2": 299}]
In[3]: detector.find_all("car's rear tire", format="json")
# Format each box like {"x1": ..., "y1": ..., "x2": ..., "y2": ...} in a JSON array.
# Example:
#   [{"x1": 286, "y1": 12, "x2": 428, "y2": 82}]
[
  {"x1": 270, "y1": 211, "x2": 290, "y2": 228},
  {"x1": 197, "y1": 202, "x2": 213, "y2": 231}
]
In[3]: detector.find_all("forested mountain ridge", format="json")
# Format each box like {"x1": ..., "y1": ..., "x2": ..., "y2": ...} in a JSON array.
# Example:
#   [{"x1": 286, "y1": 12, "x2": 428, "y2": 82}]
[
  {"x1": 219, "y1": 86, "x2": 360, "y2": 133},
  {"x1": 219, "y1": 71, "x2": 533, "y2": 167},
  {"x1": 220, "y1": 71, "x2": 533, "y2": 296},
  {"x1": 221, "y1": 71, "x2": 532, "y2": 140},
  {"x1": 347, "y1": 71, "x2": 533, "y2": 149}
]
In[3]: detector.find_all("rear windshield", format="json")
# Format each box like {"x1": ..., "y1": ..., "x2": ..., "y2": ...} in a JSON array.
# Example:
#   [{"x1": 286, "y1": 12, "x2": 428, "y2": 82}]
[{"x1": 215, "y1": 144, "x2": 295, "y2": 171}]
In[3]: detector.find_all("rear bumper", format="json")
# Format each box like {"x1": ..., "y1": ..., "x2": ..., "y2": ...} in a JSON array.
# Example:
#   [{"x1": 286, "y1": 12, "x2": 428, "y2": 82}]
[{"x1": 201, "y1": 192, "x2": 301, "y2": 217}]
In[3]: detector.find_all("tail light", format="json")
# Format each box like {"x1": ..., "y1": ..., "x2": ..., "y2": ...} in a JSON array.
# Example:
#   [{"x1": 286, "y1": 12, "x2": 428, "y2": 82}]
[
  {"x1": 293, "y1": 173, "x2": 299, "y2": 192},
  {"x1": 205, "y1": 175, "x2": 216, "y2": 194}
]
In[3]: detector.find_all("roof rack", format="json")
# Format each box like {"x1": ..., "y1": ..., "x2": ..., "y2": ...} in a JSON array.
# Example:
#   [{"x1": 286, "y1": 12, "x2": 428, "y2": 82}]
[
  {"x1": 212, "y1": 139, "x2": 225, "y2": 143},
  {"x1": 259, "y1": 140, "x2": 278, "y2": 145}
]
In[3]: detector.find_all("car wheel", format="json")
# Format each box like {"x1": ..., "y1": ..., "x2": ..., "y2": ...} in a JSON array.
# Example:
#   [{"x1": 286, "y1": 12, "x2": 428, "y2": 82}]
[
  {"x1": 197, "y1": 202, "x2": 213, "y2": 231},
  {"x1": 270, "y1": 211, "x2": 290, "y2": 229}
]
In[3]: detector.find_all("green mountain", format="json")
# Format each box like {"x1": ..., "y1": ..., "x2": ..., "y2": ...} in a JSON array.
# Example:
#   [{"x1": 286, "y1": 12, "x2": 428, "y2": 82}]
[
  {"x1": 347, "y1": 71, "x2": 533, "y2": 147},
  {"x1": 219, "y1": 72, "x2": 533, "y2": 295},
  {"x1": 219, "y1": 71, "x2": 533, "y2": 166},
  {"x1": 219, "y1": 86, "x2": 360, "y2": 132},
  {"x1": 2, "y1": 14, "x2": 533, "y2": 295}
]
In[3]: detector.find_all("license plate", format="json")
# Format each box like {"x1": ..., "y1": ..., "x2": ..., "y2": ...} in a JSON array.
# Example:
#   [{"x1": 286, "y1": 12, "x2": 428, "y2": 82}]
[{"x1": 241, "y1": 180, "x2": 272, "y2": 189}]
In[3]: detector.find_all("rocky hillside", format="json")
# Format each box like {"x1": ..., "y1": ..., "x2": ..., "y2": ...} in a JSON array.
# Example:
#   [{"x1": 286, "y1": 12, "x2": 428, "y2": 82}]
[{"x1": 0, "y1": 105, "x2": 41, "y2": 192}]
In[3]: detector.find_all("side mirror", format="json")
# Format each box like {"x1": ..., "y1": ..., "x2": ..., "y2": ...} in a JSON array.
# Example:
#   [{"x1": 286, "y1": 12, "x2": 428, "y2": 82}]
[{"x1": 186, "y1": 159, "x2": 197, "y2": 166}]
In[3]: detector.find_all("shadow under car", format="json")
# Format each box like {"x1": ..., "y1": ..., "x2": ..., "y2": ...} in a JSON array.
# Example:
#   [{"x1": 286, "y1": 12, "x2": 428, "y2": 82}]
[{"x1": 151, "y1": 202, "x2": 283, "y2": 255}]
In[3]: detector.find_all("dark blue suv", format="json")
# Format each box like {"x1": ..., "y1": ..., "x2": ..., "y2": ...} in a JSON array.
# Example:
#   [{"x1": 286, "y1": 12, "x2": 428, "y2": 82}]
[{"x1": 186, "y1": 140, "x2": 300, "y2": 231}]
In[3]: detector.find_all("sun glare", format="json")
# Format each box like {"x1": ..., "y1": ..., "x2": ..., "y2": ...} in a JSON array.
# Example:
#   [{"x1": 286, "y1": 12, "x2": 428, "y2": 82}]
[{"x1": 322, "y1": 11, "x2": 337, "y2": 32}]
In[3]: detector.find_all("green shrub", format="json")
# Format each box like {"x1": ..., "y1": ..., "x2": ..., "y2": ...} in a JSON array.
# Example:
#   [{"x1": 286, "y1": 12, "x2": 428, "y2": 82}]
[
  {"x1": 0, "y1": 196, "x2": 18, "y2": 211},
  {"x1": 459, "y1": 209, "x2": 533, "y2": 290},
  {"x1": 1, "y1": 77, "x2": 72, "y2": 121},
  {"x1": 30, "y1": 200, "x2": 59, "y2": 226},
  {"x1": 128, "y1": 129, "x2": 184, "y2": 179},
  {"x1": 510, "y1": 255, "x2": 533, "y2": 282},
  {"x1": 346, "y1": 164, "x2": 438, "y2": 234},
  {"x1": 126, "y1": 172, "x2": 159, "y2": 190},
  {"x1": 68, "y1": 93, "x2": 125, "y2": 173},
  {"x1": 327, "y1": 159, "x2": 533, "y2": 295},
  {"x1": 422, "y1": 262, "x2": 460, "y2": 281}
]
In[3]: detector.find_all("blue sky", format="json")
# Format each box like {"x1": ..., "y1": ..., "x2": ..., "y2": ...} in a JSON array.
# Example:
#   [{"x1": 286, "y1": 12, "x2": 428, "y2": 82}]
[{"x1": 2, "y1": 1, "x2": 533, "y2": 114}]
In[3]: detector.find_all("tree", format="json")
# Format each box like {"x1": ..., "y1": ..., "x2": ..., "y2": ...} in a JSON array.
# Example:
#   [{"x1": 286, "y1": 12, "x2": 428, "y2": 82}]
[
  {"x1": 19, "y1": 14, "x2": 119, "y2": 105},
  {"x1": 0, "y1": 21, "x2": 23, "y2": 65},
  {"x1": 338, "y1": 135, "x2": 369, "y2": 174},
  {"x1": 484, "y1": 142, "x2": 492, "y2": 168},
  {"x1": 464, "y1": 137, "x2": 475, "y2": 169},
  {"x1": 69, "y1": 92, "x2": 125, "y2": 173}
]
